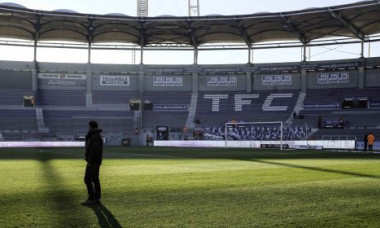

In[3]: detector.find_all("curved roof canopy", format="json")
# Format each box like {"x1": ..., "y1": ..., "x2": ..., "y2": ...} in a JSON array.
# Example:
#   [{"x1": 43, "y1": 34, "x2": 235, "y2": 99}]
[
  {"x1": 0, "y1": 0, "x2": 379, "y2": 46},
  {"x1": 0, "y1": 2, "x2": 26, "y2": 8}
]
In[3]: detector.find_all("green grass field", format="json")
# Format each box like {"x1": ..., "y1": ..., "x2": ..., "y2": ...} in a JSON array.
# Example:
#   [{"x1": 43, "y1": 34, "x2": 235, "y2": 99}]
[{"x1": 1, "y1": 147, "x2": 380, "y2": 227}]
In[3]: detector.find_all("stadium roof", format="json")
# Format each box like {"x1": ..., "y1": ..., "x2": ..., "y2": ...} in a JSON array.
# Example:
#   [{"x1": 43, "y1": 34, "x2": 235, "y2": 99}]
[{"x1": 0, "y1": 0, "x2": 379, "y2": 47}]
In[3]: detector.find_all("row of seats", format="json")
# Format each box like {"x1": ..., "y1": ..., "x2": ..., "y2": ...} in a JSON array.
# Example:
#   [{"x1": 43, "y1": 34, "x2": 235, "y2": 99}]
[
  {"x1": 2, "y1": 88, "x2": 379, "y2": 111},
  {"x1": 302, "y1": 87, "x2": 380, "y2": 114}
]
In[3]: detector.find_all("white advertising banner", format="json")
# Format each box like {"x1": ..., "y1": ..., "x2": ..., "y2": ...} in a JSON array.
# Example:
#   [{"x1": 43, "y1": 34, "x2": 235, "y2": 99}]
[
  {"x1": 154, "y1": 140, "x2": 356, "y2": 149},
  {"x1": 0, "y1": 141, "x2": 85, "y2": 148},
  {"x1": 153, "y1": 76, "x2": 183, "y2": 87},
  {"x1": 38, "y1": 73, "x2": 86, "y2": 80},
  {"x1": 317, "y1": 72, "x2": 349, "y2": 84},
  {"x1": 207, "y1": 76, "x2": 237, "y2": 87},
  {"x1": 100, "y1": 75, "x2": 130, "y2": 86},
  {"x1": 261, "y1": 74, "x2": 293, "y2": 86}
]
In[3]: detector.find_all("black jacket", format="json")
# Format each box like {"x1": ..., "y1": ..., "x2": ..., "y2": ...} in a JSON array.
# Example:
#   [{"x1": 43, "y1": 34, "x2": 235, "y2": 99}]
[{"x1": 85, "y1": 129, "x2": 103, "y2": 165}]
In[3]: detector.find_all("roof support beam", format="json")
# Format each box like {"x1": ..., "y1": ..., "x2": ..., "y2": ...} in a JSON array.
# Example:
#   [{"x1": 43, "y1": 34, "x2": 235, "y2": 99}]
[
  {"x1": 280, "y1": 13, "x2": 308, "y2": 45},
  {"x1": 32, "y1": 14, "x2": 41, "y2": 92},
  {"x1": 235, "y1": 18, "x2": 251, "y2": 46},
  {"x1": 33, "y1": 15, "x2": 41, "y2": 63},
  {"x1": 186, "y1": 20, "x2": 199, "y2": 65},
  {"x1": 87, "y1": 17, "x2": 94, "y2": 64},
  {"x1": 234, "y1": 18, "x2": 253, "y2": 63},
  {"x1": 329, "y1": 8, "x2": 365, "y2": 40},
  {"x1": 139, "y1": 21, "x2": 146, "y2": 64},
  {"x1": 186, "y1": 21, "x2": 198, "y2": 47},
  {"x1": 302, "y1": 44, "x2": 307, "y2": 62},
  {"x1": 248, "y1": 45, "x2": 252, "y2": 64}
]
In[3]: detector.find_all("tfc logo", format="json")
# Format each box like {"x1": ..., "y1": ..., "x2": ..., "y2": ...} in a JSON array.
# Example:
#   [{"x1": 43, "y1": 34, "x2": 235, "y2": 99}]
[{"x1": 204, "y1": 93, "x2": 294, "y2": 112}]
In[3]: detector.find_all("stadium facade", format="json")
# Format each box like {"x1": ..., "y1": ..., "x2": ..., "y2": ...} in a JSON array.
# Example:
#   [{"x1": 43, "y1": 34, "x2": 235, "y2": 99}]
[{"x1": 0, "y1": 1, "x2": 380, "y2": 146}]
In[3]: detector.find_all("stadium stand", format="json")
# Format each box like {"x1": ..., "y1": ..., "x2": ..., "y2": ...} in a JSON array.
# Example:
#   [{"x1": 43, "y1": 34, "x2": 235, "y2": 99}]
[
  {"x1": 0, "y1": 1, "x2": 380, "y2": 147},
  {"x1": 0, "y1": 89, "x2": 34, "y2": 106},
  {"x1": 0, "y1": 109, "x2": 36, "y2": 128},
  {"x1": 301, "y1": 87, "x2": 380, "y2": 114},
  {"x1": 1, "y1": 69, "x2": 380, "y2": 143},
  {"x1": 36, "y1": 89, "x2": 86, "y2": 106},
  {"x1": 195, "y1": 91, "x2": 298, "y2": 127},
  {"x1": 92, "y1": 91, "x2": 141, "y2": 105},
  {"x1": 141, "y1": 91, "x2": 191, "y2": 127}
]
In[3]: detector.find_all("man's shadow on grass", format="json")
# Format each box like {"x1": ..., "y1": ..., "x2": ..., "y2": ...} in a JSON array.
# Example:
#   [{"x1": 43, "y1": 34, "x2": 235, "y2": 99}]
[{"x1": 90, "y1": 204, "x2": 122, "y2": 228}]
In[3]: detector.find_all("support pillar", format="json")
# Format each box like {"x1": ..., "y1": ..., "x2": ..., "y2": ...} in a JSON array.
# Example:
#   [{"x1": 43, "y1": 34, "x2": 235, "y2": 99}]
[
  {"x1": 193, "y1": 48, "x2": 198, "y2": 65},
  {"x1": 358, "y1": 66, "x2": 365, "y2": 89},
  {"x1": 32, "y1": 66, "x2": 38, "y2": 92},
  {"x1": 140, "y1": 46, "x2": 144, "y2": 64},
  {"x1": 248, "y1": 46, "x2": 252, "y2": 64},
  {"x1": 192, "y1": 72, "x2": 198, "y2": 94},
  {"x1": 31, "y1": 39, "x2": 39, "y2": 92},
  {"x1": 303, "y1": 44, "x2": 307, "y2": 62},
  {"x1": 246, "y1": 72, "x2": 252, "y2": 93},
  {"x1": 301, "y1": 70, "x2": 307, "y2": 92},
  {"x1": 85, "y1": 43, "x2": 93, "y2": 107},
  {"x1": 85, "y1": 63, "x2": 93, "y2": 107},
  {"x1": 139, "y1": 64, "x2": 144, "y2": 93},
  {"x1": 360, "y1": 40, "x2": 364, "y2": 59}
]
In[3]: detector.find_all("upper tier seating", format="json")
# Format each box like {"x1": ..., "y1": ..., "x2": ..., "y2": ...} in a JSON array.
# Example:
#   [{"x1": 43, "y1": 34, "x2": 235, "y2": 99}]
[
  {"x1": 301, "y1": 87, "x2": 380, "y2": 114},
  {"x1": 36, "y1": 89, "x2": 86, "y2": 106},
  {"x1": 141, "y1": 91, "x2": 191, "y2": 127},
  {"x1": 0, "y1": 89, "x2": 34, "y2": 106},
  {"x1": 92, "y1": 91, "x2": 141, "y2": 105}
]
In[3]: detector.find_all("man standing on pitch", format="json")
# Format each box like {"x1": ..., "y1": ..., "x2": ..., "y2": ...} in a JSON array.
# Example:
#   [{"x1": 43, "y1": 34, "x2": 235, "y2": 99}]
[
  {"x1": 82, "y1": 121, "x2": 103, "y2": 206},
  {"x1": 363, "y1": 133, "x2": 368, "y2": 151}
]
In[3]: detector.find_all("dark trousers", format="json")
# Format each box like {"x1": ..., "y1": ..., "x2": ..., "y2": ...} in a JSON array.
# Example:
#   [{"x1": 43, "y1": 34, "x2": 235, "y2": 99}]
[
  {"x1": 84, "y1": 163, "x2": 101, "y2": 201},
  {"x1": 364, "y1": 142, "x2": 367, "y2": 151},
  {"x1": 369, "y1": 144, "x2": 373, "y2": 151}
]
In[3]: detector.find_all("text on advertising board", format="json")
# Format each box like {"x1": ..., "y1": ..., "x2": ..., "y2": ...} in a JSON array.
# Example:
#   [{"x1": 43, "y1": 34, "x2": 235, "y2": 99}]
[
  {"x1": 317, "y1": 72, "x2": 349, "y2": 84},
  {"x1": 100, "y1": 75, "x2": 130, "y2": 86},
  {"x1": 207, "y1": 76, "x2": 237, "y2": 87},
  {"x1": 38, "y1": 73, "x2": 86, "y2": 80},
  {"x1": 153, "y1": 76, "x2": 183, "y2": 87},
  {"x1": 261, "y1": 74, "x2": 292, "y2": 86}
]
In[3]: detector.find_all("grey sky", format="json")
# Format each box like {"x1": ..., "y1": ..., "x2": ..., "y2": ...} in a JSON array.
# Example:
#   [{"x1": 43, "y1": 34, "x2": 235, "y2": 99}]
[{"x1": 2, "y1": 0, "x2": 363, "y2": 16}]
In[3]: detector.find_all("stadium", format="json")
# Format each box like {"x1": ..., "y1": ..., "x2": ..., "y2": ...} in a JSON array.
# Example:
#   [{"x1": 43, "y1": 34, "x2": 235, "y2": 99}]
[{"x1": 1, "y1": 0, "x2": 380, "y2": 227}]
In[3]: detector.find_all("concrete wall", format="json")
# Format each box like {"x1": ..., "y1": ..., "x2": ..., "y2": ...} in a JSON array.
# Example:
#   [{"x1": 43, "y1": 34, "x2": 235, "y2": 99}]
[
  {"x1": 364, "y1": 68, "x2": 380, "y2": 87},
  {"x1": 38, "y1": 62, "x2": 87, "y2": 73},
  {"x1": 1, "y1": 60, "x2": 380, "y2": 93},
  {"x1": 92, "y1": 64, "x2": 140, "y2": 73},
  {"x1": 0, "y1": 61, "x2": 33, "y2": 71},
  {"x1": 38, "y1": 79, "x2": 87, "y2": 90},
  {"x1": 0, "y1": 70, "x2": 32, "y2": 90}
]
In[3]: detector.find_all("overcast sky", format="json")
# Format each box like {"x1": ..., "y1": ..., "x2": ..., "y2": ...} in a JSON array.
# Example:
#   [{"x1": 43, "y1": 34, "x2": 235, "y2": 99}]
[
  {"x1": 0, "y1": 0, "x2": 376, "y2": 64},
  {"x1": 1, "y1": 0, "x2": 363, "y2": 16}
]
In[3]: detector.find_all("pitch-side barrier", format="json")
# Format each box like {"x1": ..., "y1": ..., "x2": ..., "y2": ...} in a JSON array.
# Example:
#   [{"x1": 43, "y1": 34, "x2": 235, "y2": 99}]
[
  {"x1": 154, "y1": 140, "x2": 356, "y2": 150},
  {"x1": 0, "y1": 140, "x2": 357, "y2": 150},
  {"x1": 0, "y1": 141, "x2": 85, "y2": 148}
]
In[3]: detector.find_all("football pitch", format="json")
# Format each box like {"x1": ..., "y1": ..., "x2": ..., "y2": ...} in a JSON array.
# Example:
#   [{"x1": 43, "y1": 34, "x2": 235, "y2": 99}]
[{"x1": 1, "y1": 147, "x2": 380, "y2": 227}]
